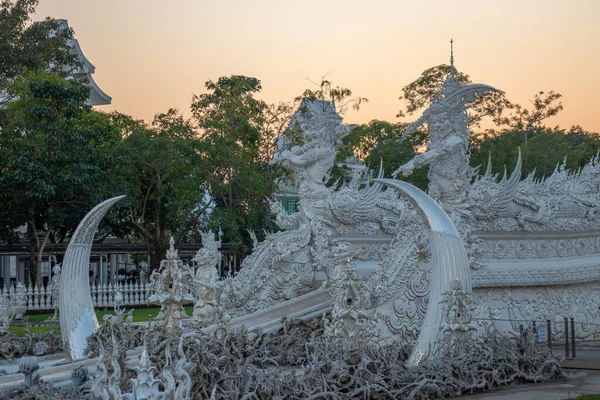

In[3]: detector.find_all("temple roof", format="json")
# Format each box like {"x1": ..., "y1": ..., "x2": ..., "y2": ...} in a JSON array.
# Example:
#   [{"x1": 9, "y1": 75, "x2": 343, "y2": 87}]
[{"x1": 56, "y1": 19, "x2": 111, "y2": 106}]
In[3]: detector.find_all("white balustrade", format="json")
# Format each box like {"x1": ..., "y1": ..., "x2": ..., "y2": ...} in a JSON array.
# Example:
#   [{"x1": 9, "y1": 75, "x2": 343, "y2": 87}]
[{"x1": 2, "y1": 280, "x2": 152, "y2": 312}]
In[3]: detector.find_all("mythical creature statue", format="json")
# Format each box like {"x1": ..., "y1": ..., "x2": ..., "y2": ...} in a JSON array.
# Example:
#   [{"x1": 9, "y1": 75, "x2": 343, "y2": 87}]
[
  {"x1": 221, "y1": 99, "x2": 392, "y2": 314},
  {"x1": 391, "y1": 44, "x2": 498, "y2": 271},
  {"x1": 272, "y1": 99, "x2": 384, "y2": 228},
  {"x1": 470, "y1": 152, "x2": 600, "y2": 231},
  {"x1": 393, "y1": 46, "x2": 498, "y2": 218}
]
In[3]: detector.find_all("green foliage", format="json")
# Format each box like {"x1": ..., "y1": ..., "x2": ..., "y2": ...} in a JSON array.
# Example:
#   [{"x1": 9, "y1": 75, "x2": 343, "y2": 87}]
[
  {"x1": 471, "y1": 126, "x2": 600, "y2": 180},
  {"x1": 0, "y1": 71, "x2": 120, "y2": 283},
  {"x1": 191, "y1": 75, "x2": 284, "y2": 251},
  {"x1": 396, "y1": 63, "x2": 586, "y2": 187},
  {"x1": 335, "y1": 119, "x2": 429, "y2": 190},
  {"x1": 295, "y1": 76, "x2": 368, "y2": 114},
  {"x1": 109, "y1": 110, "x2": 210, "y2": 269},
  {"x1": 0, "y1": 0, "x2": 82, "y2": 106},
  {"x1": 397, "y1": 64, "x2": 513, "y2": 130}
]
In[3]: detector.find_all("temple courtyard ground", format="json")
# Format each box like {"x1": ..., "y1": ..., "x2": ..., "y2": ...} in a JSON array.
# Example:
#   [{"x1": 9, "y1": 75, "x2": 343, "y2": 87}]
[{"x1": 462, "y1": 341, "x2": 600, "y2": 399}]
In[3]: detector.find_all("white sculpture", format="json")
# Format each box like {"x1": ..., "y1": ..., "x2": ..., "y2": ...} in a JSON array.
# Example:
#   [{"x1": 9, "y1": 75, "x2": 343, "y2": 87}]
[
  {"x1": 59, "y1": 195, "x2": 125, "y2": 361},
  {"x1": 0, "y1": 292, "x2": 14, "y2": 333},
  {"x1": 48, "y1": 263, "x2": 61, "y2": 320},
  {"x1": 323, "y1": 253, "x2": 379, "y2": 356},
  {"x1": 221, "y1": 99, "x2": 391, "y2": 314},
  {"x1": 393, "y1": 43, "x2": 497, "y2": 218},
  {"x1": 91, "y1": 338, "x2": 192, "y2": 400},
  {"x1": 148, "y1": 237, "x2": 195, "y2": 332},
  {"x1": 192, "y1": 229, "x2": 222, "y2": 285},
  {"x1": 191, "y1": 230, "x2": 230, "y2": 326}
]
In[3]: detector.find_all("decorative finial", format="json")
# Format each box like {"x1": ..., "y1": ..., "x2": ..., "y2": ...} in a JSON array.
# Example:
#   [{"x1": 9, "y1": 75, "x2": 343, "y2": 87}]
[
  {"x1": 166, "y1": 236, "x2": 178, "y2": 259},
  {"x1": 440, "y1": 38, "x2": 461, "y2": 96},
  {"x1": 450, "y1": 38, "x2": 454, "y2": 69}
]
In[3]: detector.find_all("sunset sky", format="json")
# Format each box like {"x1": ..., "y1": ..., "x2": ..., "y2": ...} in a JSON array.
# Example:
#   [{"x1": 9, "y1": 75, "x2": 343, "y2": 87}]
[{"x1": 35, "y1": 0, "x2": 600, "y2": 132}]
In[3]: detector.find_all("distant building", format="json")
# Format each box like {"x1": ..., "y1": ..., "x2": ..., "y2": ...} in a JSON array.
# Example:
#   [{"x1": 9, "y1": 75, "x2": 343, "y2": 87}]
[
  {"x1": 0, "y1": 19, "x2": 111, "y2": 107},
  {"x1": 53, "y1": 19, "x2": 112, "y2": 106}
]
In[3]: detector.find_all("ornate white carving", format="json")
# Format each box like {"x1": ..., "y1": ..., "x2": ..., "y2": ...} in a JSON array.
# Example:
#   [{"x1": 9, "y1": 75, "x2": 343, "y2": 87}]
[
  {"x1": 59, "y1": 195, "x2": 125, "y2": 361},
  {"x1": 0, "y1": 292, "x2": 14, "y2": 333},
  {"x1": 473, "y1": 282, "x2": 600, "y2": 340},
  {"x1": 323, "y1": 259, "x2": 380, "y2": 356},
  {"x1": 190, "y1": 230, "x2": 231, "y2": 326},
  {"x1": 393, "y1": 64, "x2": 497, "y2": 217},
  {"x1": 471, "y1": 153, "x2": 600, "y2": 232},
  {"x1": 221, "y1": 100, "x2": 407, "y2": 316},
  {"x1": 91, "y1": 338, "x2": 192, "y2": 399},
  {"x1": 374, "y1": 179, "x2": 472, "y2": 367},
  {"x1": 148, "y1": 237, "x2": 195, "y2": 332}
]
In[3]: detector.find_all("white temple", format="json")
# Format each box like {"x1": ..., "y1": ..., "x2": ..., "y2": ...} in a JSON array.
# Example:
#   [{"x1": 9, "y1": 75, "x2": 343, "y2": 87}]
[
  {"x1": 55, "y1": 19, "x2": 112, "y2": 106},
  {"x1": 0, "y1": 19, "x2": 111, "y2": 107}
]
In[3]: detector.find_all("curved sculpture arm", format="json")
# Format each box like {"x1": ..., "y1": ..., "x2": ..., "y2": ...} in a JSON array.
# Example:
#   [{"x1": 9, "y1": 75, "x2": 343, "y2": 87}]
[
  {"x1": 285, "y1": 147, "x2": 333, "y2": 167},
  {"x1": 374, "y1": 179, "x2": 472, "y2": 367},
  {"x1": 393, "y1": 135, "x2": 464, "y2": 178},
  {"x1": 59, "y1": 195, "x2": 125, "y2": 361},
  {"x1": 404, "y1": 111, "x2": 429, "y2": 136}
]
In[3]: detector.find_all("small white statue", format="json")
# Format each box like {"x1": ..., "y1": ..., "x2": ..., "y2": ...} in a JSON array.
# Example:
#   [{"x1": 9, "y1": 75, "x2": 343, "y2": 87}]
[
  {"x1": 191, "y1": 229, "x2": 230, "y2": 325},
  {"x1": 13, "y1": 282, "x2": 27, "y2": 319},
  {"x1": 0, "y1": 294, "x2": 14, "y2": 333},
  {"x1": 148, "y1": 237, "x2": 195, "y2": 332},
  {"x1": 192, "y1": 229, "x2": 222, "y2": 285},
  {"x1": 48, "y1": 263, "x2": 61, "y2": 320}
]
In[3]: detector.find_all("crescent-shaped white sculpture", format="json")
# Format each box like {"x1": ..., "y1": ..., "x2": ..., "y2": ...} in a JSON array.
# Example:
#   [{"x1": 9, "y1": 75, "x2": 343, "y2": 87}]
[
  {"x1": 59, "y1": 195, "x2": 125, "y2": 360},
  {"x1": 374, "y1": 179, "x2": 472, "y2": 367}
]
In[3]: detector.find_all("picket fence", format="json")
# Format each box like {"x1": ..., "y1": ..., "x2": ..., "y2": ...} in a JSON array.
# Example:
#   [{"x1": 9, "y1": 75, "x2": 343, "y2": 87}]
[{"x1": 0, "y1": 281, "x2": 152, "y2": 312}]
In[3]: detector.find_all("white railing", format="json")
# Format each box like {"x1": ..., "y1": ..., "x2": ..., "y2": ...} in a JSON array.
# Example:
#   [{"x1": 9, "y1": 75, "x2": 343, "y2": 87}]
[{"x1": 0, "y1": 281, "x2": 152, "y2": 312}]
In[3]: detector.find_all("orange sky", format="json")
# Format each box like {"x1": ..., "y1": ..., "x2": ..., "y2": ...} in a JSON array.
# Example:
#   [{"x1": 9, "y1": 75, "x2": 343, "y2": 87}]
[{"x1": 35, "y1": 0, "x2": 600, "y2": 132}]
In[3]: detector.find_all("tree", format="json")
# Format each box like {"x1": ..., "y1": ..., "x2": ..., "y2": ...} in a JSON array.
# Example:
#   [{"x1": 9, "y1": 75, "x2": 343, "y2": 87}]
[
  {"x1": 470, "y1": 125, "x2": 600, "y2": 181},
  {"x1": 296, "y1": 76, "x2": 368, "y2": 115},
  {"x1": 0, "y1": 0, "x2": 81, "y2": 108},
  {"x1": 397, "y1": 64, "x2": 572, "y2": 180},
  {"x1": 470, "y1": 91, "x2": 565, "y2": 176},
  {"x1": 109, "y1": 110, "x2": 211, "y2": 270},
  {"x1": 336, "y1": 120, "x2": 429, "y2": 190},
  {"x1": 0, "y1": 72, "x2": 120, "y2": 284},
  {"x1": 191, "y1": 76, "x2": 282, "y2": 250},
  {"x1": 396, "y1": 64, "x2": 513, "y2": 131}
]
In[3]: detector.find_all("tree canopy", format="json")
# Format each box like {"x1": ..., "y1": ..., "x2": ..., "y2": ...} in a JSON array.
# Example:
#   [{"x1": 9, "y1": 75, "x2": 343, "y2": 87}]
[
  {"x1": 191, "y1": 75, "x2": 285, "y2": 251},
  {"x1": 0, "y1": 72, "x2": 120, "y2": 283},
  {"x1": 0, "y1": 0, "x2": 81, "y2": 108}
]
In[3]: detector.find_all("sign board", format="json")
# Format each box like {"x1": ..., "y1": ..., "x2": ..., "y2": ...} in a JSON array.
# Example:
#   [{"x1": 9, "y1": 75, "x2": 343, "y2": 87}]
[{"x1": 536, "y1": 325, "x2": 548, "y2": 343}]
